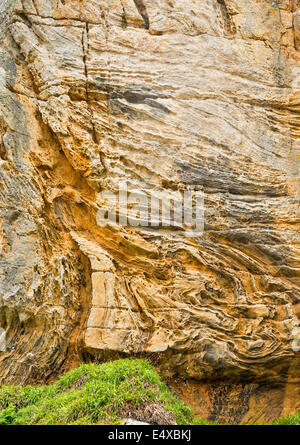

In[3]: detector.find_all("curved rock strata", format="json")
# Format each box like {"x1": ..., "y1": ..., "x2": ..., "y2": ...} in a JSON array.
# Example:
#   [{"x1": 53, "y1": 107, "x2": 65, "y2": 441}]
[{"x1": 0, "y1": 0, "x2": 300, "y2": 423}]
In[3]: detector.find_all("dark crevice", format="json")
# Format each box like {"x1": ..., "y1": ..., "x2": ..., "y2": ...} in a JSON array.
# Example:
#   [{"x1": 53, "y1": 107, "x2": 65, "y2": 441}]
[
  {"x1": 0, "y1": 146, "x2": 8, "y2": 161},
  {"x1": 121, "y1": 9, "x2": 128, "y2": 29},
  {"x1": 81, "y1": 23, "x2": 98, "y2": 145},
  {"x1": 133, "y1": 0, "x2": 150, "y2": 30},
  {"x1": 120, "y1": 0, "x2": 128, "y2": 29},
  {"x1": 15, "y1": 12, "x2": 33, "y2": 28},
  {"x1": 82, "y1": 23, "x2": 89, "y2": 102}
]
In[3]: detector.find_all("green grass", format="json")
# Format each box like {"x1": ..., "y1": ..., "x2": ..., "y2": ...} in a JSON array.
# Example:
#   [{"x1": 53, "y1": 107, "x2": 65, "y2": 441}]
[
  {"x1": 2, "y1": 358, "x2": 296, "y2": 426},
  {"x1": 0, "y1": 358, "x2": 211, "y2": 425},
  {"x1": 271, "y1": 412, "x2": 300, "y2": 425}
]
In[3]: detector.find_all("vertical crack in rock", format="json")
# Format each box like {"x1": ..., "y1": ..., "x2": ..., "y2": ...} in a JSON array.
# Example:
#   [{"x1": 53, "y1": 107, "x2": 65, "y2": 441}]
[
  {"x1": 82, "y1": 24, "x2": 90, "y2": 103},
  {"x1": 99, "y1": 8, "x2": 113, "y2": 155},
  {"x1": 32, "y1": 0, "x2": 40, "y2": 16},
  {"x1": 82, "y1": 22, "x2": 98, "y2": 146},
  {"x1": 120, "y1": 0, "x2": 128, "y2": 29},
  {"x1": 216, "y1": 0, "x2": 236, "y2": 36},
  {"x1": 133, "y1": 0, "x2": 150, "y2": 30}
]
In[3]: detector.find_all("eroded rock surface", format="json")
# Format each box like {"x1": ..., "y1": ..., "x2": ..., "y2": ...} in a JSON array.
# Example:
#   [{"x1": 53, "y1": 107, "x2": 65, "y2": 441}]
[{"x1": 0, "y1": 0, "x2": 299, "y2": 423}]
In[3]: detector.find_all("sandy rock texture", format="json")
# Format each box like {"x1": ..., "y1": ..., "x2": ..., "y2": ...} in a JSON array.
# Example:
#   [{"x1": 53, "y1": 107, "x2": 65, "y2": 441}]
[{"x1": 0, "y1": 0, "x2": 300, "y2": 423}]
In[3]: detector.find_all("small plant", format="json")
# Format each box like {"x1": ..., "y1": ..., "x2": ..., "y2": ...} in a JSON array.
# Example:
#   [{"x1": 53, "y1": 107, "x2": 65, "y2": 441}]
[{"x1": 0, "y1": 405, "x2": 17, "y2": 425}]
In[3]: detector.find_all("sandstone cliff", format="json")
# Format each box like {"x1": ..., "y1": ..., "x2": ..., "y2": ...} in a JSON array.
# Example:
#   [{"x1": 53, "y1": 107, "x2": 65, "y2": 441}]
[{"x1": 0, "y1": 0, "x2": 300, "y2": 424}]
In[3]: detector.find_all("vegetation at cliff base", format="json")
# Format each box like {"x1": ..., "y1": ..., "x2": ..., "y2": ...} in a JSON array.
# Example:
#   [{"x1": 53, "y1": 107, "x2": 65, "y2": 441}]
[{"x1": 0, "y1": 358, "x2": 209, "y2": 425}]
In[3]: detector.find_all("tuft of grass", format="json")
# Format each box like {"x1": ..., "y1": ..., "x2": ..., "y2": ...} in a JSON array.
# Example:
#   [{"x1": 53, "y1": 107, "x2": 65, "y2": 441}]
[
  {"x1": 0, "y1": 359, "x2": 211, "y2": 425},
  {"x1": 271, "y1": 412, "x2": 300, "y2": 425}
]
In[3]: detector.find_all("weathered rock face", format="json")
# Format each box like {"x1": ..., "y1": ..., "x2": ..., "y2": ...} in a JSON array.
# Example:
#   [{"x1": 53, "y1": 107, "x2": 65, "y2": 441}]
[{"x1": 0, "y1": 0, "x2": 299, "y2": 423}]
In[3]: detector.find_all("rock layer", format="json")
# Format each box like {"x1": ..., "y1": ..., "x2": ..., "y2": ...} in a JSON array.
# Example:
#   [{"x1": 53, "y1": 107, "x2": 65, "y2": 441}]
[{"x1": 0, "y1": 0, "x2": 300, "y2": 423}]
